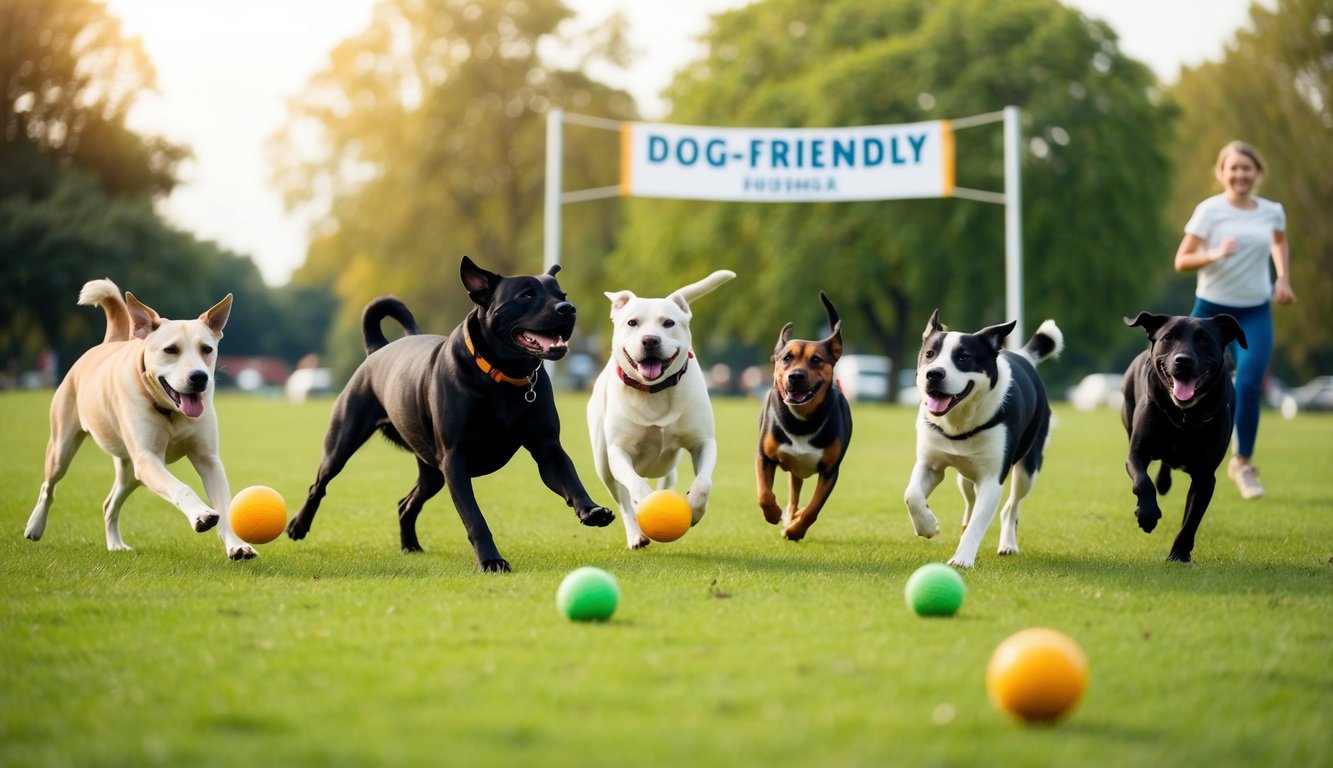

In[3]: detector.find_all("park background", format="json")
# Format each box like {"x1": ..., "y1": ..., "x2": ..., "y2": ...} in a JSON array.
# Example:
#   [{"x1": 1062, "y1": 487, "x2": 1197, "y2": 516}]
[{"x1": 2, "y1": 0, "x2": 1329, "y2": 399}]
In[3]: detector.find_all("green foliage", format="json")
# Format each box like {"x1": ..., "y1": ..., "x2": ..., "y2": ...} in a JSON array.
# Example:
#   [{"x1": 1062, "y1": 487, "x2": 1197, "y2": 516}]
[
  {"x1": 1, "y1": 392, "x2": 1330, "y2": 765},
  {"x1": 613, "y1": 0, "x2": 1177, "y2": 393},
  {"x1": 1168, "y1": 0, "x2": 1332, "y2": 380},
  {"x1": 271, "y1": 0, "x2": 638, "y2": 380}
]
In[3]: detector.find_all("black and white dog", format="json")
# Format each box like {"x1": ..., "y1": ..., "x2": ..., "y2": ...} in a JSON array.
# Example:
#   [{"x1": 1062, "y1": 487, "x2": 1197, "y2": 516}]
[{"x1": 903, "y1": 310, "x2": 1064, "y2": 568}]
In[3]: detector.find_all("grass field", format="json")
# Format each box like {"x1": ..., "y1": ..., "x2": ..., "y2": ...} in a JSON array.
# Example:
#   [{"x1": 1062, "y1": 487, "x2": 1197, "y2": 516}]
[{"x1": 2, "y1": 390, "x2": 1330, "y2": 767}]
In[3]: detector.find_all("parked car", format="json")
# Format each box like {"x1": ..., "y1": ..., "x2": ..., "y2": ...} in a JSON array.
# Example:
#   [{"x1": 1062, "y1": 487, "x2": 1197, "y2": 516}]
[
  {"x1": 1067, "y1": 373, "x2": 1125, "y2": 411},
  {"x1": 834, "y1": 355, "x2": 891, "y2": 403},
  {"x1": 1280, "y1": 375, "x2": 1333, "y2": 417},
  {"x1": 897, "y1": 368, "x2": 921, "y2": 406}
]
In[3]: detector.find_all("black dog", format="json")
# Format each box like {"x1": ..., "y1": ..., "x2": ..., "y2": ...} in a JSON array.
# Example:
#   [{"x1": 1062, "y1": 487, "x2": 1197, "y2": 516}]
[
  {"x1": 1122, "y1": 312, "x2": 1247, "y2": 562},
  {"x1": 286, "y1": 257, "x2": 614, "y2": 571},
  {"x1": 756, "y1": 291, "x2": 852, "y2": 541}
]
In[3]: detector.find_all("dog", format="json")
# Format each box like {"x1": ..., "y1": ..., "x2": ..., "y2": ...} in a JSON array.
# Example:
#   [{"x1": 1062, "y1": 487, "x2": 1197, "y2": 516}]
[
  {"x1": 756, "y1": 291, "x2": 852, "y2": 541},
  {"x1": 587, "y1": 269, "x2": 735, "y2": 549},
  {"x1": 1122, "y1": 312, "x2": 1247, "y2": 562},
  {"x1": 285, "y1": 257, "x2": 613, "y2": 572},
  {"x1": 23, "y1": 279, "x2": 253, "y2": 559},
  {"x1": 903, "y1": 310, "x2": 1064, "y2": 568}
]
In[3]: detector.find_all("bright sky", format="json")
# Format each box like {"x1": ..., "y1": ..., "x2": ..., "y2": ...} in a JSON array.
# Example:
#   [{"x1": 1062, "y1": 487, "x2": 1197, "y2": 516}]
[{"x1": 104, "y1": 0, "x2": 1270, "y2": 286}]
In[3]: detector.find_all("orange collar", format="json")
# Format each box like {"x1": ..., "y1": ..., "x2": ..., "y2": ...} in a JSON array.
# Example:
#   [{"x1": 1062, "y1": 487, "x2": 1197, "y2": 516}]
[{"x1": 463, "y1": 322, "x2": 539, "y2": 392}]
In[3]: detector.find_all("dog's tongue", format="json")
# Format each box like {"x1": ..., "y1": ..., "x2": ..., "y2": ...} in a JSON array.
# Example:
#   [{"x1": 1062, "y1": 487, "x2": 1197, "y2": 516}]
[
  {"x1": 1172, "y1": 377, "x2": 1198, "y2": 402},
  {"x1": 181, "y1": 393, "x2": 204, "y2": 418},
  {"x1": 638, "y1": 359, "x2": 665, "y2": 381},
  {"x1": 926, "y1": 393, "x2": 952, "y2": 414}
]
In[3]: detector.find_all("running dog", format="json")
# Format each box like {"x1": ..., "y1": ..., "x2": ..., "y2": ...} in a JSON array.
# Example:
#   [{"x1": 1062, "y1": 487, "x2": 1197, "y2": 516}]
[
  {"x1": 24, "y1": 279, "x2": 253, "y2": 559},
  {"x1": 587, "y1": 269, "x2": 735, "y2": 549},
  {"x1": 1122, "y1": 311, "x2": 1247, "y2": 562},
  {"x1": 903, "y1": 310, "x2": 1064, "y2": 568},
  {"x1": 286, "y1": 257, "x2": 613, "y2": 572},
  {"x1": 756, "y1": 291, "x2": 852, "y2": 541}
]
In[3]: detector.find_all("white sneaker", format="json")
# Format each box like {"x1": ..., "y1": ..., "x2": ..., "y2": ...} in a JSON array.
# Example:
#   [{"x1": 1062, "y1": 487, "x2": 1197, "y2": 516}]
[{"x1": 1228, "y1": 457, "x2": 1264, "y2": 500}]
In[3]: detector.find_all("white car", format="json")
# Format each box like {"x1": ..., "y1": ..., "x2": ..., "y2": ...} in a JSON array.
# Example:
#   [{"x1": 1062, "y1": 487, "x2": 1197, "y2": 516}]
[
  {"x1": 1067, "y1": 373, "x2": 1125, "y2": 411},
  {"x1": 834, "y1": 355, "x2": 891, "y2": 403}
]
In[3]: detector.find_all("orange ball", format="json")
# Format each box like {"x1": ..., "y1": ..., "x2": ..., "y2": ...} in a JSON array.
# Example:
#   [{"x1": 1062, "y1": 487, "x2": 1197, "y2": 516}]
[
  {"x1": 987, "y1": 628, "x2": 1088, "y2": 723},
  {"x1": 636, "y1": 490, "x2": 691, "y2": 542},
  {"x1": 228, "y1": 485, "x2": 287, "y2": 544}
]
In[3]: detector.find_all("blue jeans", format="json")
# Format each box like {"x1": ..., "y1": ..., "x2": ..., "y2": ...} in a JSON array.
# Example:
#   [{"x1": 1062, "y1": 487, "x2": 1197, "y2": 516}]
[{"x1": 1190, "y1": 297, "x2": 1273, "y2": 460}]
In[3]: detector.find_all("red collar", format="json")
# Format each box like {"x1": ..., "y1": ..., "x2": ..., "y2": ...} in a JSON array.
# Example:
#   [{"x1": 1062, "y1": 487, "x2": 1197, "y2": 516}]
[{"x1": 617, "y1": 352, "x2": 693, "y2": 393}]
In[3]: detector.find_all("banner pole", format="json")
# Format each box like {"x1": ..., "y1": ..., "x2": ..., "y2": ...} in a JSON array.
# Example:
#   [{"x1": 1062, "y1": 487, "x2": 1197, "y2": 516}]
[
  {"x1": 544, "y1": 109, "x2": 563, "y2": 272},
  {"x1": 1003, "y1": 105, "x2": 1022, "y2": 349}
]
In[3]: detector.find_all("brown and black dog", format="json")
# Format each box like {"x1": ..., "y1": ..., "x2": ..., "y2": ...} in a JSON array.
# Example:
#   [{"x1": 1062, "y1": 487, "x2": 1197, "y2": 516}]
[{"x1": 757, "y1": 292, "x2": 852, "y2": 541}]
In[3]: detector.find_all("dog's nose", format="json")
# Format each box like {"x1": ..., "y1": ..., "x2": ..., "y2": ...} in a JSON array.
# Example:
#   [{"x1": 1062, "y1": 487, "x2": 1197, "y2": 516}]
[
  {"x1": 1172, "y1": 354, "x2": 1195, "y2": 373},
  {"x1": 926, "y1": 368, "x2": 945, "y2": 383},
  {"x1": 641, "y1": 335, "x2": 660, "y2": 350},
  {"x1": 787, "y1": 370, "x2": 807, "y2": 387},
  {"x1": 554, "y1": 301, "x2": 574, "y2": 316},
  {"x1": 187, "y1": 370, "x2": 209, "y2": 392}
]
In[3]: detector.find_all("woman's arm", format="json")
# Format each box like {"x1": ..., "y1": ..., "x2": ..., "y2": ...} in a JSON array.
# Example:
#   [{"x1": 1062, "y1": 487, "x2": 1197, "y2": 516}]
[
  {"x1": 1271, "y1": 230, "x2": 1296, "y2": 304},
  {"x1": 1174, "y1": 233, "x2": 1234, "y2": 273}
]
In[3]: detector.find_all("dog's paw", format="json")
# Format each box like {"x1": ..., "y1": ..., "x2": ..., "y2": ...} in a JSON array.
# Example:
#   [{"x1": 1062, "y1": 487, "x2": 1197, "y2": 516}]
[
  {"x1": 760, "y1": 501, "x2": 783, "y2": 525},
  {"x1": 193, "y1": 512, "x2": 219, "y2": 533},
  {"x1": 578, "y1": 505, "x2": 615, "y2": 527},
  {"x1": 228, "y1": 545, "x2": 257, "y2": 560},
  {"x1": 402, "y1": 543, "x2": 424, "y2": 554},
  {"x1": 627, "y1": 535, "x2": 651, "y2": 550},
  {"x1": 1166, "y1": 550, "x2": 1192, "y2": 563},
  {"x1": 909, "y1": 512, "x2": 940, "y2": 539},
  {"x1": 946, "y1": 555, "x2": 976, "y2": 569},
  {"x1": 781, "y1": 524, "x2": 807, "y2": 542},
  {"x1": 480, "y1": 558, "x2": 512, "y2": 573},
  {"x1": 997, "y1": 544, "x2": 1020, "y2": 556},
  {"x1": 1135, "y1": 505, "x2": 1160, "y2": 533},
  {"x1": 285, "y1": 517, "x2": 308, "y2": 540},
  {"x1": 107, "y1": 542, "x2": 134, "y2": 552}
]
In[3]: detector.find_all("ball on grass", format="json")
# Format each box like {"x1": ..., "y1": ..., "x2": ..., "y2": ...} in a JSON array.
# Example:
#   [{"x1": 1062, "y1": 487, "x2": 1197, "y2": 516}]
[
  {"x1": 905, "y1": 562, "x2": 966, "y2": 616},
  {"x1": 556, "y1": 566, "x2": 619, "y2": 622},
  {"x1": 987, "y1": 627, "x2": 1089, "y2": 723},
  {"x1": 636, "y1": 489, "x2": 691, "y2": 542},
  {"x1": 228, "y1": 485, "x2": 287, "y2": 544}
]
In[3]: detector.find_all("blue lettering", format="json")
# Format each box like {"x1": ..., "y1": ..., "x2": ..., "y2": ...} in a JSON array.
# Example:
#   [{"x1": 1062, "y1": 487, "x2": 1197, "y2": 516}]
[
  {"x1": 772, "y1": 140, "x2": 789, "y2": 168},
  {"x1": 810, "y1": 139, "x2": 825, "y2": 169},
  {"x1": 832, "y1": 139, "x2": 855, "y2": 168},
  {"x1": 676, "y1": 138, "x2": 699, "y2": 166},
  {"x1": 648, "y1": 135, "x2": 668, "y2": 163},
  {"x1": 908, "y1": 133, "x2": 927, "y2": 163},
  {"x1": 705, "y1": 139, "x2": 727, "y2": 167},
  {"x1": 749, "y1": 139, "x2": 763, "y2": 168},
  {"x1": 890, "y1": 136, "x2": 906, "y2": 165},
  {"x1": 864, "y1": 138, "x2": 883, "y2": 167}
]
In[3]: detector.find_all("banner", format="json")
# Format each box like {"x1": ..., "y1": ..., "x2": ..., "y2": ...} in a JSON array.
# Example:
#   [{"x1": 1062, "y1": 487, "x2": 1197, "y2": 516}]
[{"x1": 620, "y1": 120, "x2": 954, "y2": 202}]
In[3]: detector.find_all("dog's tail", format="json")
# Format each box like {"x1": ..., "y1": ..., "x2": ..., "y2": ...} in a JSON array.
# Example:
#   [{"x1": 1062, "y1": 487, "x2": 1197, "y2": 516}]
[
  {"x1": 361, "y1": 297, "x2": 421, "y2": 355},
  {"x1": 1018, "y1": 319, "x2": 1064, "y2": 366},
  {"x1": 78, "y1": 278, "x2": 132, "y2": 344},
  {"x1": 669, "y1": 269, "x2": 736, "y2": 304}
]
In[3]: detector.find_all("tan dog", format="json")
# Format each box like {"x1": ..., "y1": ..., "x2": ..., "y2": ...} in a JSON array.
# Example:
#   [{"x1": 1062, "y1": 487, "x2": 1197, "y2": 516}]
[
  {"x1": 23, "y1": 279, "x2": 255, "y2": 559},
  {"x1": 757, "y1": 291, "x2": 852, "y2": 541}
]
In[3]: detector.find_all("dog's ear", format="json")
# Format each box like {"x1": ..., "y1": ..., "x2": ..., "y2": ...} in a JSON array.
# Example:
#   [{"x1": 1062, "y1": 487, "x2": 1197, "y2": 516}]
[
  {"x1": 604, "y1": 290, "x2": 635, "y2": 317},
  {"x1": 201, "y1": 294, "x2": 232, "y2": 337},
  {"x1": 546, "y1": 264, "x2": 561, "y2": 277},
  {"x1": 775, "y1": 322, "x2": 794, "y2": 356},
  {"x1": 923, "y1": 308, "x2": 943, "y2": 339},
  {"x1": 460, "y1": 256, "x2": 502, "y2": 306},
  {"x1": 1211, "y1": 313, "x2": 1248, "y2": 350},
  {"x1": 976, "y1": 320, "x2": 1017, "y2": 356},
  {"x1": 1125, "y1": 311, "x2": 1170, "y2": 339},
  {"x1": 818, "y1": 291, "x2": 843, "y2": 362},
  {"x1": 124, "y1": 292, "x2": 161, "y2": 339},
  {"x1": 668, "y1": 292, "x2": 693, "y2": 316}
]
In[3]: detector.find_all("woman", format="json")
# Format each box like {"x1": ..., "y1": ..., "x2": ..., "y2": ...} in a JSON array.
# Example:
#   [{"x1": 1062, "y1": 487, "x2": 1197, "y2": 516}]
[{"x1": 1174, "y1": 140, "x2": 1296, "y2": 500}]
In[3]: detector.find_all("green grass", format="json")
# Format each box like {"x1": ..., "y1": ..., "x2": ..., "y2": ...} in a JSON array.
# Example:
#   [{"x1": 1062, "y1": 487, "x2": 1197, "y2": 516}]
[{"x1": 2, "y1": 390, "x2": 1330, "y2": 767}]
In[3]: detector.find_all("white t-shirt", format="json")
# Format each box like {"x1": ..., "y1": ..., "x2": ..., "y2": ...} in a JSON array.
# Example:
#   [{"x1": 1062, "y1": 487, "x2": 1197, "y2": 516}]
[{"x1": 1184, "y1": 194, "x2": 1286, "y2": 307}]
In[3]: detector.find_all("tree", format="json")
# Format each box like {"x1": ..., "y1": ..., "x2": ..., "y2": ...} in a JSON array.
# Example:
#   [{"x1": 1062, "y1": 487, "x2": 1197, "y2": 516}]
[
  {"x1": 609, "y1": 0, "x2": 1177, "y2": 395},
  {"x1": 271, "y1": 0, "x2": 637, "y2": 378},
  {"x1": 1169, "y1": 0, "x2": 1332, "y2": 380}
]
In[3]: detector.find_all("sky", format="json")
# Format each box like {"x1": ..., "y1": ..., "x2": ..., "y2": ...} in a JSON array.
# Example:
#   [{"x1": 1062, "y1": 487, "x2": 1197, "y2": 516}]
[{"x1": 103, "y1": 0, "x2": 1272, "y2": 287}]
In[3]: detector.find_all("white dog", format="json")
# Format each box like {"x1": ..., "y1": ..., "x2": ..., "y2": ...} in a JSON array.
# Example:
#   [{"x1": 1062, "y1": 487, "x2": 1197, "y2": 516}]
[
  {"x1": 587, "y1": 270, "x2": 735, "y2": 548},
  {"x1": 24, "y1": 279, "x2": 256, "y2": 560}
]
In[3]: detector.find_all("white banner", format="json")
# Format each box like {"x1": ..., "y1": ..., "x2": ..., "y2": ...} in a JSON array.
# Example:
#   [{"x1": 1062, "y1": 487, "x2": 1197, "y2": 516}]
[{"x1": 620, "y1": 120, "x2": 955, "y2": 202}]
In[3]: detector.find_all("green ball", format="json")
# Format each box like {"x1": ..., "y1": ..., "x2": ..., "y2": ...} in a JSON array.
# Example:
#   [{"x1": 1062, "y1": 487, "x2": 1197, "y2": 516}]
[
  {"x1": 557, "y1": 566, "x2": 620, "y2": 622},
  {"x1": 905, "y1": 563, "x2": 966, "y2": 617}
]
